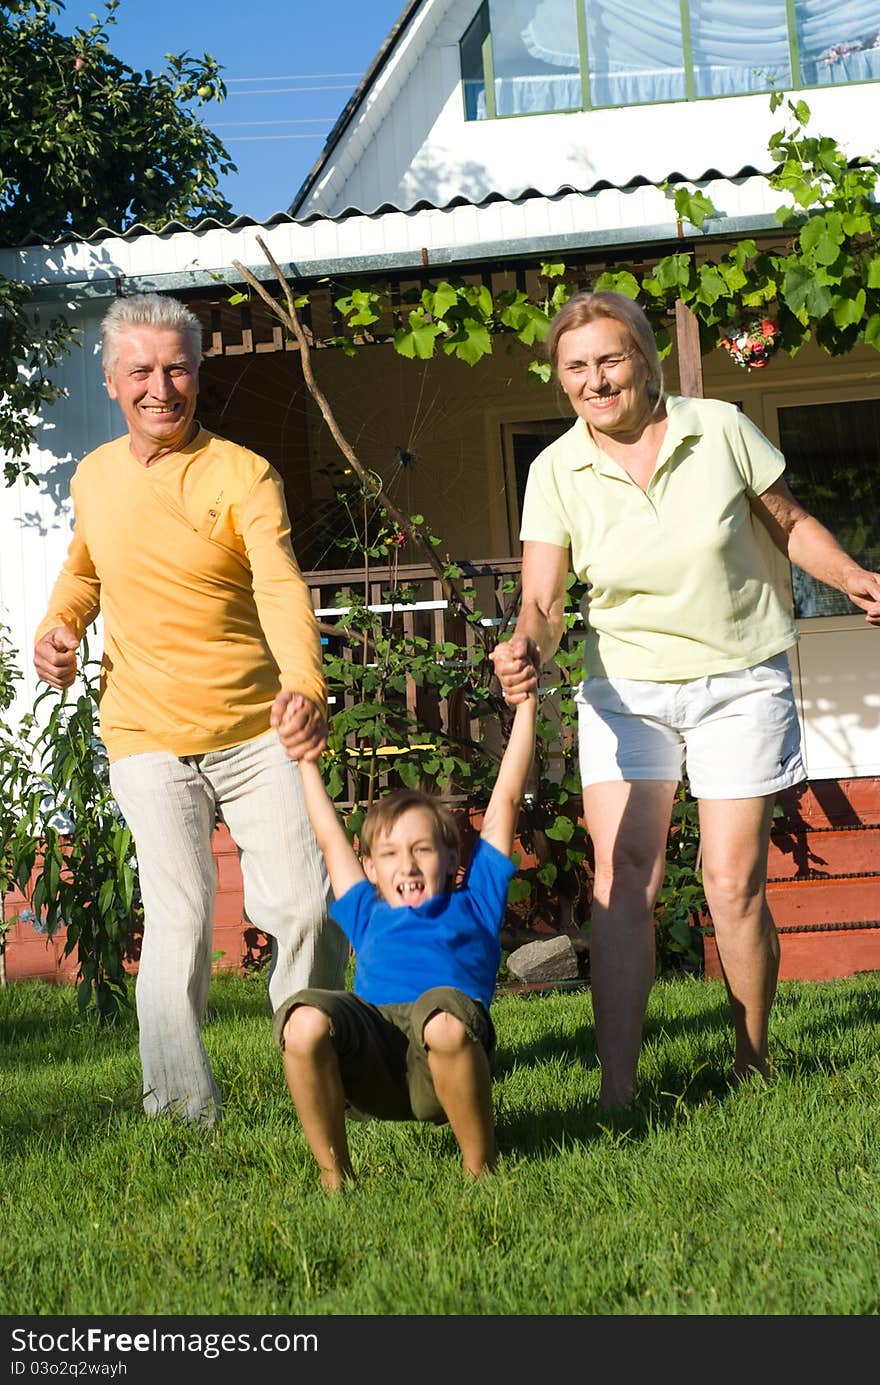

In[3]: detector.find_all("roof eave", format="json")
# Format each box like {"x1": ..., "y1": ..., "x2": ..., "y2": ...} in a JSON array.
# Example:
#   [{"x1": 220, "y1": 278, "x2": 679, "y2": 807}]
[{"x1": 20, "y1": 211, "x2": 785, "y2": 304}]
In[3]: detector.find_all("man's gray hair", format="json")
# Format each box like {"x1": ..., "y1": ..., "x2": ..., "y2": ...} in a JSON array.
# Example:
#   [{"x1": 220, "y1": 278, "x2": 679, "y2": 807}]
[{"x1": 101, "y1": 293, "x2": 204, "y2": 373}]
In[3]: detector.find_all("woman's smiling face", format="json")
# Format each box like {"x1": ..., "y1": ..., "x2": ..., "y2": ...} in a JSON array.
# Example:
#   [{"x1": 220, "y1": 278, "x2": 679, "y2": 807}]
[{"x1": 556, "y1": 317, "x2": 655, "y2": 440}]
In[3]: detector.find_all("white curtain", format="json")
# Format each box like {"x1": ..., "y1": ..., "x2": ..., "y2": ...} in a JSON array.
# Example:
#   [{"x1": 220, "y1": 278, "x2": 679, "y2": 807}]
[{"x1": 480, "y1": 0, "x2": 880, "y2": 116}]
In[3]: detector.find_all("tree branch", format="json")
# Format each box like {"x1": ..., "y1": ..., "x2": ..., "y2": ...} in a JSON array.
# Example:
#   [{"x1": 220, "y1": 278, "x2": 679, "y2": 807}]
[{"x1": 231, "y1": 240, "x2": 488, "y2": 645}]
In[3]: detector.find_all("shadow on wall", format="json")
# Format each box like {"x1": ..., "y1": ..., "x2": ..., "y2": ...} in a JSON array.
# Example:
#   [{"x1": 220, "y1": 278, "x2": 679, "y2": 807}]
[{"x1": 16, "y1": 456, "x2": 78, "y2": 533}]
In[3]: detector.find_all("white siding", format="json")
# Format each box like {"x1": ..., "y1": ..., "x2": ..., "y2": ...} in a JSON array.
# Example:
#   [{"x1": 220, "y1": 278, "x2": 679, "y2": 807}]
[
  {"x1": 1, "y1": 301, "x2": 109, "y2": 725},
  {"x1": 294, "y1": 0, "x2": 880, "y2": 215}
]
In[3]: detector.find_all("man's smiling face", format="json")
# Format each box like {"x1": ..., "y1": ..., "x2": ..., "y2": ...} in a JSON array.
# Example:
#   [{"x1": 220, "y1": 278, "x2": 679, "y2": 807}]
[{"x1": 104, "y1": 325, "x2": 200, "y2": 465}]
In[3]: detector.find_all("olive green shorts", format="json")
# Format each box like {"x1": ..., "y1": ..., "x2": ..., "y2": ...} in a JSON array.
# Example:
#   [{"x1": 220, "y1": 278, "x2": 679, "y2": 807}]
[{"x1": 272, "y1": 986, "x2": 495, "y2": 1124}]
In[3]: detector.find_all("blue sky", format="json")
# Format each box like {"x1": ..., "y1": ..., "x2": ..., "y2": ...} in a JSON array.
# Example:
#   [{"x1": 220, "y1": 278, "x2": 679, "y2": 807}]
[{"x1": 59, "y1": 0, "x2": 408, "y2": 219}]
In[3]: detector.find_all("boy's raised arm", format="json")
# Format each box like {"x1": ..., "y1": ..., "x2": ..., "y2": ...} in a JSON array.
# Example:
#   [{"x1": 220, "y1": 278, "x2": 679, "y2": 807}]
[
  {"x1": 479, "y1": 693, "x2": 538, "y2": 858},
  {"x1": 297, "y1": 759, "x2": 366, "y2": 899}
]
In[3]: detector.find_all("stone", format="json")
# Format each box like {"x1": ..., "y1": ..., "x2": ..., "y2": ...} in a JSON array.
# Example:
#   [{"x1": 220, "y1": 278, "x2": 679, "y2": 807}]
[{"x1": 505, "y1": 934, "x2": 580, "y2": 983}]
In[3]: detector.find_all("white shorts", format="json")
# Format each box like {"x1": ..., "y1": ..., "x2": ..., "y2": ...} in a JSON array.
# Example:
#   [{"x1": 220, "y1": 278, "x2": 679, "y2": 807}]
[{"x1": 576, "y1": 652, "x2": 806, "y2": 800}]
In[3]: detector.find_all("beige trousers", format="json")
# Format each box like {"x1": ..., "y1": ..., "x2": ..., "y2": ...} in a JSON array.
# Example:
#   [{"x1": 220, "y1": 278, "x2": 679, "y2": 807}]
[{"x1": 110, "y1": 731, "x2": 348, "y2": 1124}]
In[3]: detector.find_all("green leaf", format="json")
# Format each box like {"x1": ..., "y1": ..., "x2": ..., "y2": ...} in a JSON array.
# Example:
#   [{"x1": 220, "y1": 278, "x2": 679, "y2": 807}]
[
  {"x1": 393, "y1": 311, "x2": 443, "y2": 360},
  {"x1": 507, "y1": 877, "x2": 532, "y2": 904},
  {"x1": 865, "y1": 314, "x2": 880, "y2": 351},
  {"x1": 443, "y1": 318, "x2": 492, "y2": 365},
  {"x1": 98, "y1": 877, "x2": 116, "y2": 917},
  {"x1": 695, "y1": 265, "x2": 727, "y2": 306},
  {"x1": 429, "y1": 281, "x2": 459, "y2": 318},
  {"x1": 544, "y1": 814, "x2": 575, "y2": 843},
  {"x1": 801, "y1": 216, "x2": 844, "y2": 267},
  {"x1": 782, "y1": 264, "x2": 832, "y2": 321},
  {"x1": 652, "y1": 255, "x2": 693, "y2": 293},
  {"x1": 396, "y1": 761, "x2": 421, "y2": 789},
  {"x1": 831, "y1": 289, "x2": 865, "y2": 329},
  {"x1": 670, "y1": 186, "x2": 717, "y2": 228},
  {"x1": 594, "y1": 270, "x2": 640, "y2": 300}
]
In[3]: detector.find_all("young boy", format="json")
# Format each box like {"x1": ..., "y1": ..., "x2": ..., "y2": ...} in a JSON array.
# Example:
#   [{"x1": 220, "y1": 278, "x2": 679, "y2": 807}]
[{"x1": 273, "y1": 692, "x2": 537, "y2": 1190}]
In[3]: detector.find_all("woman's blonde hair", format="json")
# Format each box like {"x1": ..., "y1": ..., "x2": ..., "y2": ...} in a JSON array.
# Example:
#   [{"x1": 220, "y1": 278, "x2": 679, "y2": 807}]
[{"x1": 546, "y1": 290, "x2": 664, "y2": 399}]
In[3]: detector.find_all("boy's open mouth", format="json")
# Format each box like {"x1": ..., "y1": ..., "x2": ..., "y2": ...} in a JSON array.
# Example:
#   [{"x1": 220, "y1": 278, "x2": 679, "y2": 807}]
[{"x1": 398, "y1": 880, "x2": 425, "y2": 899}]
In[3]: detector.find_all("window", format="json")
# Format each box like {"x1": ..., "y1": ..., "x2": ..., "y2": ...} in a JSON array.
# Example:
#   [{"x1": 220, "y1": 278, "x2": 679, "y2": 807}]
[
  {"x1": 777, "y1": 397, "x2": 880, "y2": 618},
  {"x1": 461, "y1": 0, "x2": 880, "y2": 119}
]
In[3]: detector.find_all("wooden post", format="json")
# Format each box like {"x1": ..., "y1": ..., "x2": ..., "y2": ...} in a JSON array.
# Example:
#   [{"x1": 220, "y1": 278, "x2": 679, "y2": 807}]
[{"x1": 674, "y1": 298, "x2": 704, "y2": 398}]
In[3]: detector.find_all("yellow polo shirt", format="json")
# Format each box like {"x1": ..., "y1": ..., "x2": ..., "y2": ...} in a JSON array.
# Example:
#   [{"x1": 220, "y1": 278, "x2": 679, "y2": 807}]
[
  {"x1": 519, "y1": 395, "x2": 798, "y2": 680},
  {"x1": 35, "y1": 428, "x2": 327, "y2": 761}
]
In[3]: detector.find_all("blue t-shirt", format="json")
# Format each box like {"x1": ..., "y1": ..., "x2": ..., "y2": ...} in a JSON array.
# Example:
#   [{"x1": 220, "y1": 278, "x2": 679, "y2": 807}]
[{"x1": 330, "y1": 836, "x2": 516, "y2": 1012}]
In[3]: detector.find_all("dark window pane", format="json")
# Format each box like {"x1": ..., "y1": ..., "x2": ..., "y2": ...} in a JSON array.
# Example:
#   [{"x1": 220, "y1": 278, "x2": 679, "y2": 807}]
[
  {"x1": 509, "y1": 419, "x2": 572, "y2": 523},
  {"x1": 778, "y1": 399, "x2": 880, "y2": 618},
  {"x1": 461, "y1": 7, "x2": 487, "y2": 121}
]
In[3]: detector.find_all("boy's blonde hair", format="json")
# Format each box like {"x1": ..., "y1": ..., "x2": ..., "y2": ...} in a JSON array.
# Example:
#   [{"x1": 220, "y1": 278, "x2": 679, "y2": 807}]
[{"x1": 359, "y1": 789, "x2": 461, "y2": 859}]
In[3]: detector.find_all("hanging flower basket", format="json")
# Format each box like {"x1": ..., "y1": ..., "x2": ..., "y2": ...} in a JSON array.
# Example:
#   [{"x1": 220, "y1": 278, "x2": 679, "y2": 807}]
[{"x1": 718, "y1": 318, "x2": 781, "y2": 370}]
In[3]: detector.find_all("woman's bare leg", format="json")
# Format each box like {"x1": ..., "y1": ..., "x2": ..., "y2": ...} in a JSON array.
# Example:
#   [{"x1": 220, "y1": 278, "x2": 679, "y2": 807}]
[
  {"x1": 583, "y1": 780, "x2": 678, "y2": 1108},
  {"x1": 698, "y1": 795, "x2": 779, "y2": 1080}
]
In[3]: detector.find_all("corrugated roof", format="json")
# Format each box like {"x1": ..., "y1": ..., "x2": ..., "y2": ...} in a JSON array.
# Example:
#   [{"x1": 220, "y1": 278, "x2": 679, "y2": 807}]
[
  {"x1": 11, "y1": 166, "x2": 769, "y2": 250},
  {"x1": 5, "y1": 171, "x2": 792, "y2": 310}
]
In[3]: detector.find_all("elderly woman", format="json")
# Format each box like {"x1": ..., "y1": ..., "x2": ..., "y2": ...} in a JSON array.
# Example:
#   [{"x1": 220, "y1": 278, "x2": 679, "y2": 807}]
[{"x1": 491, "y1": 290, "x2": 880, "y2": 1109}]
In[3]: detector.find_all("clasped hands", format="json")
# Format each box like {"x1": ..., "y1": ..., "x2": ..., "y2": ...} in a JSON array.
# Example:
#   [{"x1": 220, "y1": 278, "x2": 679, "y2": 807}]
[
  {"x1": 271, "y1": 691, "x2": 328, "y2": 762},
  {"x1": 489, "y1": 634, "x2": 541, "y2": 704}
]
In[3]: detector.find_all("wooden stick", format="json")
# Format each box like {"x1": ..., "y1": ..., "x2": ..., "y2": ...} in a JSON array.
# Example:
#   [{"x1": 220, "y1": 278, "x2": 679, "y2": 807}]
[{"x1": 231, "y1": 242, "x2": 484, "y2": 639}]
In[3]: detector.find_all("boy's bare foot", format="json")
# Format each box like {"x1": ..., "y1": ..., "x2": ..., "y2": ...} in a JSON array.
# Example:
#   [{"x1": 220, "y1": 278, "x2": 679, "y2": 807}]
[
  {"x1": 320, "y1": 1166, "x2": 355, "y2": 1193},
  {"x1": 731, "y1": 1062, "x2": 778, "y2": 1087},
  {"x1": 462, "y1": 1159, "x2": 497, "y2": 1181}
]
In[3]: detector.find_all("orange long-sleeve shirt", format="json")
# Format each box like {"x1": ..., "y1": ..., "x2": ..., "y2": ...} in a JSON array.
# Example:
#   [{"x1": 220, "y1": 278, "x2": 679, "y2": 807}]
[{"x1": 35, "y1": 427, "x2": 326, "y2": 762}]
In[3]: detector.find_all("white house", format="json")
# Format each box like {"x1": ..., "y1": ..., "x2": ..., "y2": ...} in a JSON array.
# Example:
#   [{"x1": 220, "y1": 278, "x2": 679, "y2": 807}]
[{"x1": 2, "y1": 0, "x2": 879, "y2": 969}]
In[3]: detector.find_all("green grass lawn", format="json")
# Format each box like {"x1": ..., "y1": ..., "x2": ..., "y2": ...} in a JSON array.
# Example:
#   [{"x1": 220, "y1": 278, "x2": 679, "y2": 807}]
[{"x1": 2, "y1": 968, "x2": 880, "y2": 1316}]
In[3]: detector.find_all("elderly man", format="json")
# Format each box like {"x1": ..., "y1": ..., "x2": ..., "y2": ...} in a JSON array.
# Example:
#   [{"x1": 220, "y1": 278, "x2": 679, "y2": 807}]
[{"x1": 34, "y1": 292, "x2": 348, "y2": 1124}]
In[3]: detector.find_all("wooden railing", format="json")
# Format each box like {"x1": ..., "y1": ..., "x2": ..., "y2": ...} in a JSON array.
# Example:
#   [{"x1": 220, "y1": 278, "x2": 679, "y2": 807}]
[
  {"x1": 304, "y1": 557, "x2": 523, "y2": 803},
  {"x1": 304, "y1": 556, "x2": 522, "y2": 623}
]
